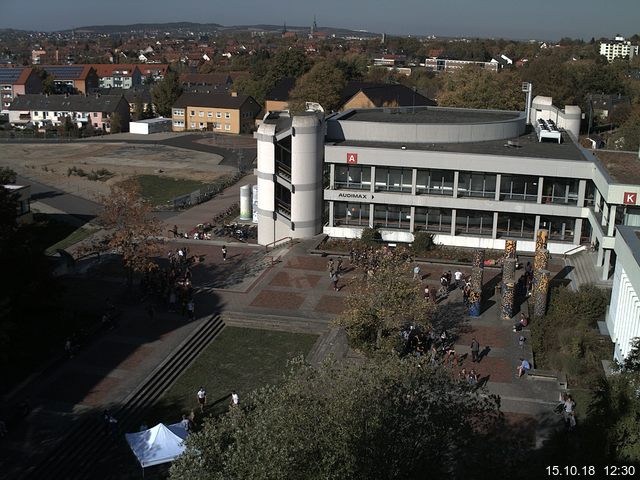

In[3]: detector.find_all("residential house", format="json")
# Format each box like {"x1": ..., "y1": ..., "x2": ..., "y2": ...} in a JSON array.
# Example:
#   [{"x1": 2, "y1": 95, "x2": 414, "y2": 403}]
[
  {"x1": 93, "y1": 64, "x2": 142, "y2": 89},
  {"x1": 600, "y1": 35, "x2": 639, "y2": 62},
  {"x1": 138, "y1": 64, "x2": 169, "y2": 83},
  {"x1": 39, "y1": 65, "x2": 99, "y2": 94},
  {"x1": 0, "y1": 67, "x2": 43, "y2": 113},
  {"x1": 264, "y1": 78, "x2": 436, "y2": 113},
  {"x1": 590, "y1": 94, "x2": 632, "y2": 122},
  {"x1": 9, "y1": 93, "x2": 130, "y2": 132},
  {"x1": 171, "y1": 92, "x2": 261, "y2": 133},
  {"x1": 180, "y1": 73, "x2": 233, "y2": 92},
  {"x1": 422, "y1": 57, "x2": 498, "y2": 73},
  {"x1": 98, "y1": 86, "x2": 154, "y2": 117}
]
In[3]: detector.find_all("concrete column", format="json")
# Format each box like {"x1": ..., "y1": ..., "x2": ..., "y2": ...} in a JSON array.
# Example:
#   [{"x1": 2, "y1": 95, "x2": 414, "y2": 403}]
[
  {"x1": 369, "y1": 203, "x2": 374, "y2": 227},
  {"x1": 370, "y1": 166, "x2": 376, "y2": 193},
  {"x1": 573, "y1": 218, "x2": 582, "y2": 245},
  {"x1": 577, "y1": 179, "x2": 586, "y2": 207},
  {"x1": 492, "y1": 212, "x2": 498, "y2": 239},
  {"x1": 534, "y1": 216, "x2": 540, "y2": 240},
  {"x1": 602, "y1": 249, "x2": 612, "y2": 281},
  {"x1": 411, "y1": 168, "x2": 417, "y2": 195},
  {"x1": 453, "y1": 171, "x2": 459, "y2": 198},
  {"x1": 537, "y1": 176, "x2": 544, "y2": 204},
  {"x1": 450, "y1": 209, "x2": 457, "y2": 236},
  {"x1": 495, "y1": 174, "x2": 501, "y2": 201},
  {"x1": 602, "y1": 203, "x2": 609, "y2": 227},
  {"x1": 328, "y1": 201, "x2": 335, "y2": 227},
  {"x1": 608, "y1": 205, "x2": 617, "y2": 236},
  {"x1": 594, "y1": 190, "x2": 601, "y2": 213},
  {"x1": 329, "y1": 163, "x2": 335, "y2": 189},
  {"x1": 409, "y1": 206, "x2": 415, "y2": 232},
  {"x1": 596, "y1": 245, "x2": 604, "y2": 266}
]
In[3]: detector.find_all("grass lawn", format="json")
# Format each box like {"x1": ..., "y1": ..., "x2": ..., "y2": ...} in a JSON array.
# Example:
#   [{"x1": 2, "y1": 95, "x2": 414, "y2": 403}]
[
  {"x1": 133, "y1": 175, "x2": 208, "y2": 206},
  {"x1": 44, "y1": 225, "x2": 95, "y2": 255},
  {"x1": 27, "y1": 213, "x2": 95, "y2": 254},
  {"x1": 147, "y1": 327, "x2": 318, "y2": 425}
]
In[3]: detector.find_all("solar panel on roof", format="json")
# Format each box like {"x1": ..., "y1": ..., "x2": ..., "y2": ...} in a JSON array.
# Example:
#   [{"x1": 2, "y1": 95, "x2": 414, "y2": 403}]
[
  {"x1": 43, "y1": 66, "x2": 85, "y2": 80},
  {"x1": 0, "y1": 68, "x2": 24, "y2": 83}
]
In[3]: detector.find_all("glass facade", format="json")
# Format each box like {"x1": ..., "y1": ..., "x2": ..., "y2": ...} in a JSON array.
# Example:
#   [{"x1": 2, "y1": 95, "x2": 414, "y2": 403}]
[
  {"x1": 497, "y1": 213, "x2": 536, "y2": 238},
  {"x1": 457, "y1": 172, "x2": 497, "y2": 198},
  {"x1": 334, "y1": 165, "x2": 371, "y2": 190},
  {"x1": 374, "y1": 204, "x2": 411, "y2": 229},
  {"x1": 540, "y1": 216, "x2": 575, "y2": 242},
  {"x1": 415, "y1": 169, "x2": 455, "y2": 196},
  {"x1": 543, "y1": 178, "x2": 579, "y2": 205},
  {"x1": 334, "y1": 201, "x2": 370, "y2": 226},
  {"x1": 500, "y1": 174, "x2": 538, "y2": 202},
  {"x1": 375, "y1": 167, "x2": 413, "y2": 192},
  {"x1": 455, "y1": 209, "x2": 494, "y2": 236},
  {"x1": 414, "y1": 207, "x2": 452, "y2": 233}
]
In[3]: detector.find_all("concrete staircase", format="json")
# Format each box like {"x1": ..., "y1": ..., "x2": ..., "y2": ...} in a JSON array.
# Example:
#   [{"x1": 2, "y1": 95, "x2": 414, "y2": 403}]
[
  {"x1": 221, "y1": 311, "x2": 331, "y2": 335},
  {"x1": 564, "y1": 251, "x2": 611, "y2": 291}
]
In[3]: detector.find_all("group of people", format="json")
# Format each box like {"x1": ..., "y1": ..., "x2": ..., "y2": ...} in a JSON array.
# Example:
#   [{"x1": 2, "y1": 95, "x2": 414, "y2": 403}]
[{"x1": 327, "y1": 257, "x2": 345, "y2": 291}]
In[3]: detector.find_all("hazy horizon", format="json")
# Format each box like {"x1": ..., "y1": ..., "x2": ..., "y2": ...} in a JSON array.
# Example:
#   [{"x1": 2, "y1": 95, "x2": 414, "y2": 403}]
[{"x1": 2, "y1": 0, "x2": 639, "y2": 41}]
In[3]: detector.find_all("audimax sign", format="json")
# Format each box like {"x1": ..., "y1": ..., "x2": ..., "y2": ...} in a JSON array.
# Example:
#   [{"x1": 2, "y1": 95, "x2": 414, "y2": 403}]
[{"x1": 337, "y1": 192, "x2": 372, "y2": 200}]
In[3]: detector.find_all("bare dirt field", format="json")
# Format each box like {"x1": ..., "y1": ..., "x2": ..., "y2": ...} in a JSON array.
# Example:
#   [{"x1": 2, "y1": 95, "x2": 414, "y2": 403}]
[{"x1": 0, "y1": 142, "x2": 235, "y2": 200}]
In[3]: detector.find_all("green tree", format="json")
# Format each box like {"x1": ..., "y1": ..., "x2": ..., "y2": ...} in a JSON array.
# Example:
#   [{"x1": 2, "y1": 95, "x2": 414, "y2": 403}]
[
  {"x1": 133, "y1": 97, "x2": 144, "y2": 121},
  {"x1": 437, "y1": 67, "x2": 524, "y2": 110},
  {"x1": 151, "y1": 71, "x2": 183, "y2": 116},
  {"x1": 85, "y1": 179, "x2": 162, "y2": 287},
  {"x1": 109, "y1": 112, "x2": 122, "y2": 134},
  {"x1": 170, "y1": 356, "x2": 516, "y2": 480},
  {"x1": 334, "y1": 249, "x2": 435, "y2": 353},
  {"x1": 289, "y1": 61, "x2": 347, "y2": 113}
]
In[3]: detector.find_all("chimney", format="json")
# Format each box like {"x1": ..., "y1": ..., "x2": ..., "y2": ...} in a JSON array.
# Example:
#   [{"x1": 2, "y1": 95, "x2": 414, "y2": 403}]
[{"x1": 231, "y1": 91, "x2": 238, "y2": 97}]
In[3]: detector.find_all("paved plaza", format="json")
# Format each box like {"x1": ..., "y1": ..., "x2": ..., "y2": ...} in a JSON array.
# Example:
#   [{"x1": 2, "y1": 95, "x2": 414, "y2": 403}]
[{"x1": 0, "y1": 176, "x2": 572, "y2": 477}]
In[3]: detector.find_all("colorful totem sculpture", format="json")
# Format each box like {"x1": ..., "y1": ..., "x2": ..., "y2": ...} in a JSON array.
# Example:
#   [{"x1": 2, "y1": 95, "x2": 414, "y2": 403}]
[
  {"x1": 469, "y1": 249, "x2": 485, "y2": 317},
  {"x1": 501, "y1": 240, "x2": 517, "y2": 320},
  {"x1": 533, "y1": 269, "x2": 551, "y2": 317}
]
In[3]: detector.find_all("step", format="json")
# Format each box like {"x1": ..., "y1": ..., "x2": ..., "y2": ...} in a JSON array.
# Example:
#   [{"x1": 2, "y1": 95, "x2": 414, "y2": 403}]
[
  {"x1": 221, "y1": 311, "x2": 330, "y2": 335},
  {"x1": 24, "y1": 314, "x2": 225, "y2": 480}
]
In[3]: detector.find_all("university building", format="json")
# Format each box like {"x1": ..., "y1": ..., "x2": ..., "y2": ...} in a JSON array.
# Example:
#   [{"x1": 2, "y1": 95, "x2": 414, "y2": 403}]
[{"x1": 256, "y1": 97, "x2": 640, "y2": 279}]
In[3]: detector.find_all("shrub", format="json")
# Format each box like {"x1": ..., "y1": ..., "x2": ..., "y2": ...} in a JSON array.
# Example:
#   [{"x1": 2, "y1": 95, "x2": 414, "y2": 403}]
[
  {"x1": 360, "y1": 227, "x2": 381, "y2": 247},
  {"x1": 411, "y1": 232, "x2": 435, "y2": 255}
]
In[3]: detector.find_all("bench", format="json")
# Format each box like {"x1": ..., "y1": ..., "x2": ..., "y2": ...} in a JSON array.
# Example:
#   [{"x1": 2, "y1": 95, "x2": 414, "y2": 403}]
[{"x1": 527, "y1": 369, "x2": 567, "y2": 388}]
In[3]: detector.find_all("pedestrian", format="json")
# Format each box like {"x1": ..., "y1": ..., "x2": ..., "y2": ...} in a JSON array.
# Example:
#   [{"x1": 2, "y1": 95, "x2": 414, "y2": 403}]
[
  {"x1": 413, "y1": 265, "x2": 421, "y2": 280},
  {"x1": 181, "y1": 414, "x2": 191, "y2": 433},
  {"x1": 336, "y1": 258, "x2": 343, "y2": 274},
  {"x1": 563, "y1": 394, "x2": 576, "y2": 430},
  {"x1": 331, "y1": 272, "x2": 340, "y2": 291},
  {"x1": 517, "y1": 358, "x2": 531, "y2": 378},
  {"x1": 423, "y1": 285, "x2": 430, "y2": 300},
  {"x1": 222, "y1": 245, "x2": 227, "y2": 261},
  {"x1": 518, "y1": 334, "x2": 525, "y2": 348},
  {"x1": 230, "y1": 391, "x2": 239, "y2": 407},
  {"x1": 468, "y1": 369, "x2": 479, "y2": 387},
  {"x1": 327, "y1": 258, "x2": 334, "y2": 273},
  {"x1": 65, "y1": 337, "x2": 73, "y2": 359},
  {"x1": 187, "y1": 299, "x2": 195, "y2": 320},
  {"x1": 454, "y1": 269, "x2": 463, "y2": 288},
  {"x1": 471, "y1": 337, "x2": 480, "y2": 363},
  {"x1": 197, "y1": 387, "x2": 207, "y2": 412}
]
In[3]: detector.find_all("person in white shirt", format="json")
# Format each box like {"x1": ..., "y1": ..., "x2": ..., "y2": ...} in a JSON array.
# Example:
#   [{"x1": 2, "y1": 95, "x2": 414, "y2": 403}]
[
  {"x1": 454, "y1": 270, "x2": 463, "y2": 288},
  {"x1": 230, "y1": 391, "x2": 239, "y2": 407},
  {"x1": 197, "y1": 387, "x2": 206, "y2": 412}
]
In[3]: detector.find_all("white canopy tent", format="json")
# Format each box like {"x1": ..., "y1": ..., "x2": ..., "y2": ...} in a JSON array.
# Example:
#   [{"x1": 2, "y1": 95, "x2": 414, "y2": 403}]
[{"x1": 125, "y1": 422, "x2": 188, "y2": 469}]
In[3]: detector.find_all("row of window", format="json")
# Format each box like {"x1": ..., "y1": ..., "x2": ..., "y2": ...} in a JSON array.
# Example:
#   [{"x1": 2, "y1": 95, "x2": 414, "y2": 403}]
[
  {"x1": 33, "y1": 111, "x2": 100, "y2": 118},
  {"x1": 333, "y1": 202, "x2": 576, "y2": 241},
  {"x1": 173, "y1": 120, "x2": 232, "y2": 131},
  {"x1": 173, "y1": 109, "x2": 232, "y2": 120},
  {"x1": 333, "y1": 165, "x2": 580, "y2": 205}
]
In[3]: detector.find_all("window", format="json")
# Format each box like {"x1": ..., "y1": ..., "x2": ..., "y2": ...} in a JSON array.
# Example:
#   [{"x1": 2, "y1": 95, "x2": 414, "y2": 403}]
[
  {"x1": 539, "y1": 216, "x2": 575, "y2": 242},
  {"x1": 199, "y1": 122, "x2": 204, "y2": 128},
  {"x1": 93, "y1": 112, "x2": 98, "y2": 118},
  {"x1": 414, "y1": 207, "x2": 452, "y2": 233},
  {"x1": 173, "y1": 109, "x2": 184, "y2": 116},
  {"x1": 374, "y1": 204, "x2": 411, "y2": 229},
  {"x1": 334, "y1": 201, "x2": 370, "y2": 226},
  {"x1": 334, "y1": 165, "x2": 371, "y2": 190},
  {"x1": 375, "y1": 167, "x2": 413, "y2": 192},
  {"x1": 216, "y1": 124, "x2": 221, "y2": 129},
  {"x1": 190, "y1": 122, "x2": 196, "y2": 128},
  {"x1": 207, "y1": 112, "x2": 213, "y2": 117},
  {"x1": 455, "y1": 209, "x2": 494, "y2": 236},
  {"x1": 173, "y1": 120, "x2": 184, "y2": 127},
  {"x1": 190, "y1": 110, "x2": 195, "y2": 116},
  {"x1": 198, "y1": 111, "x2": 204, "y2": 117},
  {"x1": 458, "y1": 172, "x2": 497, "y2": 198},
  {"x1": 225, "y1": 124, "x2": 231, "y2": 131},
  {"x1": 542, "y1": 177, "x2": 579, "y2": 205},
  {"x1": 224, "y1": 112, "x2": 231, "y2": 119},
  {"x1": 216, "y1": 112, "x2": 222, "y2": 118},
  {"x1": 34, "y1": 111, "x2": 39, "y2": 116},
  {"x1": 416, "y1": 169, "x2": 454, "y2": 196},
  {"x1": 497, "y1": 213, "x2": 535, "y2": 238},
  {"x1": 500, "y1": 175, "x2": 538, "y2": 202}
]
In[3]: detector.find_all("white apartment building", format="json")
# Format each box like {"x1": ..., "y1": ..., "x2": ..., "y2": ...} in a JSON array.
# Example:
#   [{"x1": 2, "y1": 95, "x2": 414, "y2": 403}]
[{"x1": 600, "y1": 35, "x2": 639, "y2": 62}]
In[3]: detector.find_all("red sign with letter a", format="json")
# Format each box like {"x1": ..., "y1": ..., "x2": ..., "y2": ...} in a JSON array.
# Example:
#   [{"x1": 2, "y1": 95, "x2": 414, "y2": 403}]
[
  {"x1": 346, "y1": 153, "x2": 358, "y2": 164},
  {"x1": 623, "y1": 192, "x2": 637, "y2": 205}
]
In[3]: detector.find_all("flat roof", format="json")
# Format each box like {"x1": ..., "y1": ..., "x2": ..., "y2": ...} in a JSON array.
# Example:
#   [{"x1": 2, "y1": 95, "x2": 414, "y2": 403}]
[
  {"x1": 329, "y1": 130, "x2": 585, "y2": 161},
  {"x1": 617, "y1": 225, "x2": 640, "y2": 269},
  {"x1": 339, "y1": 107, "x2": 521, "y2": 125},
  {"x1": 132, "y1": 117, "x2": 172, "y2": 124},
  {"x1": 592, "y1": 150, "x2": 640, "y2": 185}
]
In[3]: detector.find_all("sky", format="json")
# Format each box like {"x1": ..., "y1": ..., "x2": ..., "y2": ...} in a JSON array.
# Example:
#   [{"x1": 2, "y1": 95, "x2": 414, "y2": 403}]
[{"x1": 1, "y1": 0, "x2": 639, "y2": 41}]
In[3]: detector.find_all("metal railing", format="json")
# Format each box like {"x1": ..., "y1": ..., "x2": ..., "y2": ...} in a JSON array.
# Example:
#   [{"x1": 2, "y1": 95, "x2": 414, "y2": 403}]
[{"x1": 264, "y1": 236, "x2": 293, "y2": 253}]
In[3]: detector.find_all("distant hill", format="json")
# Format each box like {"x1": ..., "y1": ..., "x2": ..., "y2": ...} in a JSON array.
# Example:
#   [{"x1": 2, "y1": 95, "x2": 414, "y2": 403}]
[{"x1": 57, "y1": 21, "x2": 379, "y2": 38}]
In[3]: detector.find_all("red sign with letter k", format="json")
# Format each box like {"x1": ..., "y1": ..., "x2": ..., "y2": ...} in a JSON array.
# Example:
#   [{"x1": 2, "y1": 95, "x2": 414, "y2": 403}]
[{"x1": 624, "y1": 192, "x2": 637, "y2": 205}]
